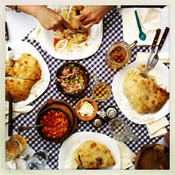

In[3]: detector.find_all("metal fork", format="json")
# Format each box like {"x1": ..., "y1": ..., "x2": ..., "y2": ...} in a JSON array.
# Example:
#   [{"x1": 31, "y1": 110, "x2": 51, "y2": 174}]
[{"x1": 149, "y1": 27, "x2": 169, "y2": 68}]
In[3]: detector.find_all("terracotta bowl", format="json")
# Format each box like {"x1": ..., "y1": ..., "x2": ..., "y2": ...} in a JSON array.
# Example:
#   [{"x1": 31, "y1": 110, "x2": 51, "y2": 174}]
[
  {"x1": 75, "y1": 98, "x2": 98, "y2": 121},
  {"x1": 135, "y1": 144, "x2": 169, "y2": 169},
  {"x1": 36, "y1": 99, "x2": 77, "y2": 143}
]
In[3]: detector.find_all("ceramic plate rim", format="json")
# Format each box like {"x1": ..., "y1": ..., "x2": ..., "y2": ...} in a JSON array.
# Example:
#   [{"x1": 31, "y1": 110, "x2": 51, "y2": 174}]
[
  {"x1": 112, "y1": 58, "x2": 169, "y2": 124},
  {"x1": 5, "y1": 41, "x2": 50, "y2": 109},
  {"x1": 58, "y1": 132, "x2": 121, "y2": 170},
  {"x1": 40, "y1": 6, "x2": 103, "y2": 60}
]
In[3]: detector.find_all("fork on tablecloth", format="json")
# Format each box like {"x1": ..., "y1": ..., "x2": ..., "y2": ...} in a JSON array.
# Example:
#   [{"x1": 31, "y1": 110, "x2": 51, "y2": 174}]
[{"x1": 149, "y1": 27, "x2": 169, "y2": 69}]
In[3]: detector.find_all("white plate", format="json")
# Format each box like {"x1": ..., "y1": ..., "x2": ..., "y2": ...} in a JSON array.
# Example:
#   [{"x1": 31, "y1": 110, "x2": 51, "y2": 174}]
[
  {"x1": 59, "y1": 132, "x2": 121, "y2": 170},
  {"x1": 41, "y1": 6, "x2": 103, "y2": 60},
  {"x1": 6, "y1": 41, "x2": 50, "y2": 109},
  {"x1": 112, "y1": 58, "x2": 169, "y2": 125}
]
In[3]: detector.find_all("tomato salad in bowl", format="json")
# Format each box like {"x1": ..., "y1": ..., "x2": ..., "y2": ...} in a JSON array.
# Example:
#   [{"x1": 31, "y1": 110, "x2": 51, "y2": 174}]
[{"x1": 55, "y1": 62, "x2": 89, "y2": 97}]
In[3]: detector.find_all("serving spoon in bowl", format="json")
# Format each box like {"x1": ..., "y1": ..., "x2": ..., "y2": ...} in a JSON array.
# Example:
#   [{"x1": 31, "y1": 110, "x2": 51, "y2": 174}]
[
  {"x1": 18, "y1": 125, "x2": 46, "y2": 132},
  {"x1": 134, "y1": 10, "x2": 146, "y2": 41}
]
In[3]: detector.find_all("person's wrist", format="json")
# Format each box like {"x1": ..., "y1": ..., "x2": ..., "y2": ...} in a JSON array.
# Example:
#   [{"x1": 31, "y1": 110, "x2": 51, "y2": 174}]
[
  {"x1": 15, "y1": 5, "x2": 21, "y2": 13},
  {"x1": 29, "y1": 6, "x2": 46, "y2": 18},
  {"x1": 17, "y1": 6, "x2": 45, "y2": 18}
]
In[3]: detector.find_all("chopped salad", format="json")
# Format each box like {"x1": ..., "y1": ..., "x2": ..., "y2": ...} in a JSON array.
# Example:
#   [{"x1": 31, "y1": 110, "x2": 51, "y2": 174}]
[{"x1": 57, "y1": 64, "x2": 86, "y2": 94}]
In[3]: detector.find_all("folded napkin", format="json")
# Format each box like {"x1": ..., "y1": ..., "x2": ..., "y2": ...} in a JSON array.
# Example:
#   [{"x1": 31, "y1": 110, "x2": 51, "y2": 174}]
[
  {"x1": 5, "y1": 105, "x2": 34, "y2": 123},
  {"x1": 122, "y1": 8, "x2": 160, "y2": 46},
  {"x1": 136, "y1": 52, "x2": 170, "y2": 63},
  {"x1": 6, "y1": 157, "x2": 27, "y2": 170},
  {"x1": 146, "y1": 117, "x2": 169, "y2": 138},
  {"x1": 28, "y1": 23, "x2": 46, "y2": 50},
  {"x1": 113, "y1": 139, "x2": 136, "y2": 169}
]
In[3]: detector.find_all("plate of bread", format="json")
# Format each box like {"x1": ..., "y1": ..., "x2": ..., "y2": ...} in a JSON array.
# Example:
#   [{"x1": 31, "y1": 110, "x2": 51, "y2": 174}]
[
  {"x1": 41, "y1": 5, "x2": 103, "y2": 60},
  {"x1": 59, "y1": 132, "x2": 121, "y2": 170},
  {"x1": 112, "y1": 58, "x2": 169, "y2": 124},
  {"x1": 5, "y1": 41, "x2": 50, "y2": 109}
]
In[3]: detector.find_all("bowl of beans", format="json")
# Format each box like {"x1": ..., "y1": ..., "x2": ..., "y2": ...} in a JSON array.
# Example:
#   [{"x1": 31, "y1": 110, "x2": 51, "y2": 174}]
[
  {"x1": 36, "y1": 107, "x2": 71, "y2": 143},
  {"x1": 55, "y1": 62, "x2": 89, "y2": 97}
]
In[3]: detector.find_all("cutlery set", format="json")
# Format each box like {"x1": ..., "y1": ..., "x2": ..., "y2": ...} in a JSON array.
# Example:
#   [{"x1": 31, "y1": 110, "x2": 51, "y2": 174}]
[
  {"x1": 134, "y1": 11, "x2": 169, "y2": 71},
  {"x1": 148, "y1": 27, "x2": 169, "y2": 69}
]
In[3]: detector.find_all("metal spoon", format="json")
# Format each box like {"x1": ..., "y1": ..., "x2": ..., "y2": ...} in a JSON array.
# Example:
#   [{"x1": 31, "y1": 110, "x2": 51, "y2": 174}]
[
  {"x1": 18, "y1": 125, "x2": 46, "y2": 132},
  {"x1": 135, "y1": 10, "x2": 146, "y2": 41}
]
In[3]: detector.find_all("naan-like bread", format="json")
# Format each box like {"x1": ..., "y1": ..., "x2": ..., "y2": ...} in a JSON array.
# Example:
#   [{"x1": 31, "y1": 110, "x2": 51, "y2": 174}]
[
  {"x1": 6, "y1": 77, "x2": 36, "y2": 102},
  {"x1": 68, "y1": 5, "x2": 88, "y2": 44},
  {"x1": 5, "y1": 53, "x2": 41, "y2": 102},
  {"x1": 68, "y1": 5, "x2": 84, "y2": 30},
  {"x1": 123, "y1": 69, "x2": 169, "y2": 114},
  {"x1": 73, "y1": 141, "x2": 115, "y2": 169},
  {"x1": 6, "y1": 53, "x2": 41, "y2": 80}
]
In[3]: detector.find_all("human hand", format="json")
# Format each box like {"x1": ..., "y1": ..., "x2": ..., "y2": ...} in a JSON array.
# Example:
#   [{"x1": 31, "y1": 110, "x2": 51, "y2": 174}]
[
  {"x1": 74, "y1": 6, "x2": 113, "y2": 29},
  {"x1": 33, "y1": 6, "x2": 74, "y2": 32}
]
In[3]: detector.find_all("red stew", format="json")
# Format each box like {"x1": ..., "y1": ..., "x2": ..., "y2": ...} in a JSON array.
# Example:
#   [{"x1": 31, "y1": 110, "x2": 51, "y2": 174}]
[{"x1": 40, "y1": 109, "x2": 69, "y2": 139}]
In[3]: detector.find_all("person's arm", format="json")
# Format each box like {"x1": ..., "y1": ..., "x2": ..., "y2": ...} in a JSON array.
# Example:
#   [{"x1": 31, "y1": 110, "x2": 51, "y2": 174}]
[
  {"x1": 7, "y1": 5, "x2": 74, "y2": 32},
  {"x1": 74, "y1": 6, "x2": 114, "y2": 29}
]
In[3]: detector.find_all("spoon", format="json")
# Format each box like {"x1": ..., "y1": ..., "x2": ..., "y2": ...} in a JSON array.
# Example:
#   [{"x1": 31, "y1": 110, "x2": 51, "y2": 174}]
[
  {"x1": 18, "y1": 125, "x2": 46, "y2": 132},
  {"x1": 134, "y1": 10, "x2": 146, "y2": 41}
]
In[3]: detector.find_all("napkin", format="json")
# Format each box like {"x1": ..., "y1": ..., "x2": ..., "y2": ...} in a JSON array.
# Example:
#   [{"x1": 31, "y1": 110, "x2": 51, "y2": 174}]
[
  {"x1": 136, "y1": 52, "x2": 170, "y2": 63},
  {"x1": 6, "y1": 157, "x2": 26, "y2": 170},
  {"x1": 146, "y1": 117, "x2": 169, "y2": 138},
  {"x1": 5, "y1": 105, "x2": 34, "y2": 123},
  {"x1": 122, "y1": 8, "x2": 160, "y2": 46},
  {"x1": 28, "y1": 23, "x2": 45, "y2": 47},
  {"x1": 114, "y1": 140, "x2": 136, "y2": 169}
]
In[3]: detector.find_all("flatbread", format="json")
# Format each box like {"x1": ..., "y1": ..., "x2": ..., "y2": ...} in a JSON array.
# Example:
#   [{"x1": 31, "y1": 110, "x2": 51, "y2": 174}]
[
  {"x1": 6, "y1": 77, "x2": 36, "y2": 102},
  {"x1": 123, "y1": 69, "x2": 169, "y2": 114},
  {"x1": 5, "y1": 53, "x2": 41, "y2": 102},
  {"x1": 73, "y1": 140, "x2": 115, "y2": 169},
  {"x1": 8, "y1": 53, "x2": 41, "y2": 80},
  {"x1": 68, "y1": 5, "x2": 88, "y2": 44},
  {"x1": 68, "y1": 5, "x2": 84, "y2": 30}
]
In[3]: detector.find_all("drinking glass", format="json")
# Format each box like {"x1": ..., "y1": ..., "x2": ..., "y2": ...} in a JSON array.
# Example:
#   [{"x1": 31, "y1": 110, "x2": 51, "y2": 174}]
[
  {"x1": 108, "y1": 118, "x2": 138, "y2": 142},
  {"x1": 105, "y1": 40, "x2": 137, "y2": 69},
  {"x1": 26, "y1": 150, "x2": 48, "y2": 170},
  {"x1": 91, "y1": 74, "x2": 111, "y2": 102},
  {"x1": 5, "y1": 134, "x2": 27, "y2": 162}
]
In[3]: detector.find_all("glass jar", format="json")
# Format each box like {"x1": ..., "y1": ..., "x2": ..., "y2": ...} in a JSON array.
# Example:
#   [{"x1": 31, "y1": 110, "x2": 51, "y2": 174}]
[{"x1": 105, "y1": 40, "x2": 137, "y2": 69}]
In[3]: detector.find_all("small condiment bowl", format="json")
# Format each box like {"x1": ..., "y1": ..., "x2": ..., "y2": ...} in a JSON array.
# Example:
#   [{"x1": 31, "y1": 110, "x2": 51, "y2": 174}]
[
  {"x1": 75, "y1": 98, "x2": 98, "y2": 121},
  {"x1": 55, "y1": 62, "x2": 89, "y2": 97}
]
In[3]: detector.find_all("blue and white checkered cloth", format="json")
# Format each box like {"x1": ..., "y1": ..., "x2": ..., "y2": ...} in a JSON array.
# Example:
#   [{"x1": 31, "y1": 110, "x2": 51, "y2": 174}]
[{"x1": 13, "y1": 8, "x2": 169, "y2": 170}]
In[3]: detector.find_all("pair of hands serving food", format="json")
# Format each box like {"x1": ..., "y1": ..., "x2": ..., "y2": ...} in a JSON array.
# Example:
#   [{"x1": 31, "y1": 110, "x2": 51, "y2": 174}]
[
  {"x1": 8, "y1": 5, "x2": 113, "y2": 32},
  {"x1": 39, "y1": 5, "x2": 113, "y2": 31}
]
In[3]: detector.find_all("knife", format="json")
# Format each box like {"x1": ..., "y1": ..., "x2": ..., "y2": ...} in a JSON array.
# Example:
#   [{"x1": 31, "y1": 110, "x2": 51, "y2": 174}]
[
  {"x1": 5, "y1": 22, "x2": 15, "y2": 60},
  {"x1": 145, "y1": 29, "x2": 161, "y2": 72},
  {"x1": 8, "y1": 91, "x2": 13, "y2": 136},
  {"x1": 62, "y1": 9, "x2": 84, "y2": 34},
  {"x1": 74, "y1": 9, "x2": 84, "y2": 34}
]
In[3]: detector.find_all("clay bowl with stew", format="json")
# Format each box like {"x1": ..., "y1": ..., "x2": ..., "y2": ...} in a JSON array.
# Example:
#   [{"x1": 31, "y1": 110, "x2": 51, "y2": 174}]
[
  {"x1": 135, "y1": 144, "x2": 169, "y2": 169},
  {"x1": 36, "y1": 99, "x2": 77, "y2": 143}
]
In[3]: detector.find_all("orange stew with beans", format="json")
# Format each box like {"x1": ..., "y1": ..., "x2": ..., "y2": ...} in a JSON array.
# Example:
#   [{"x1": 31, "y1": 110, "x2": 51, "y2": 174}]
[{"x1": 39, "y1": 109, "x2": 69, "y2": 139}]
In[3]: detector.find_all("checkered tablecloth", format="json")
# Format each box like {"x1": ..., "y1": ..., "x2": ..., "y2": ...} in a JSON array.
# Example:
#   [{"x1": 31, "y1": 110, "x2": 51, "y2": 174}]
[{"x1": 13, "y1": 8, "x2": 170, "y2": 170}]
